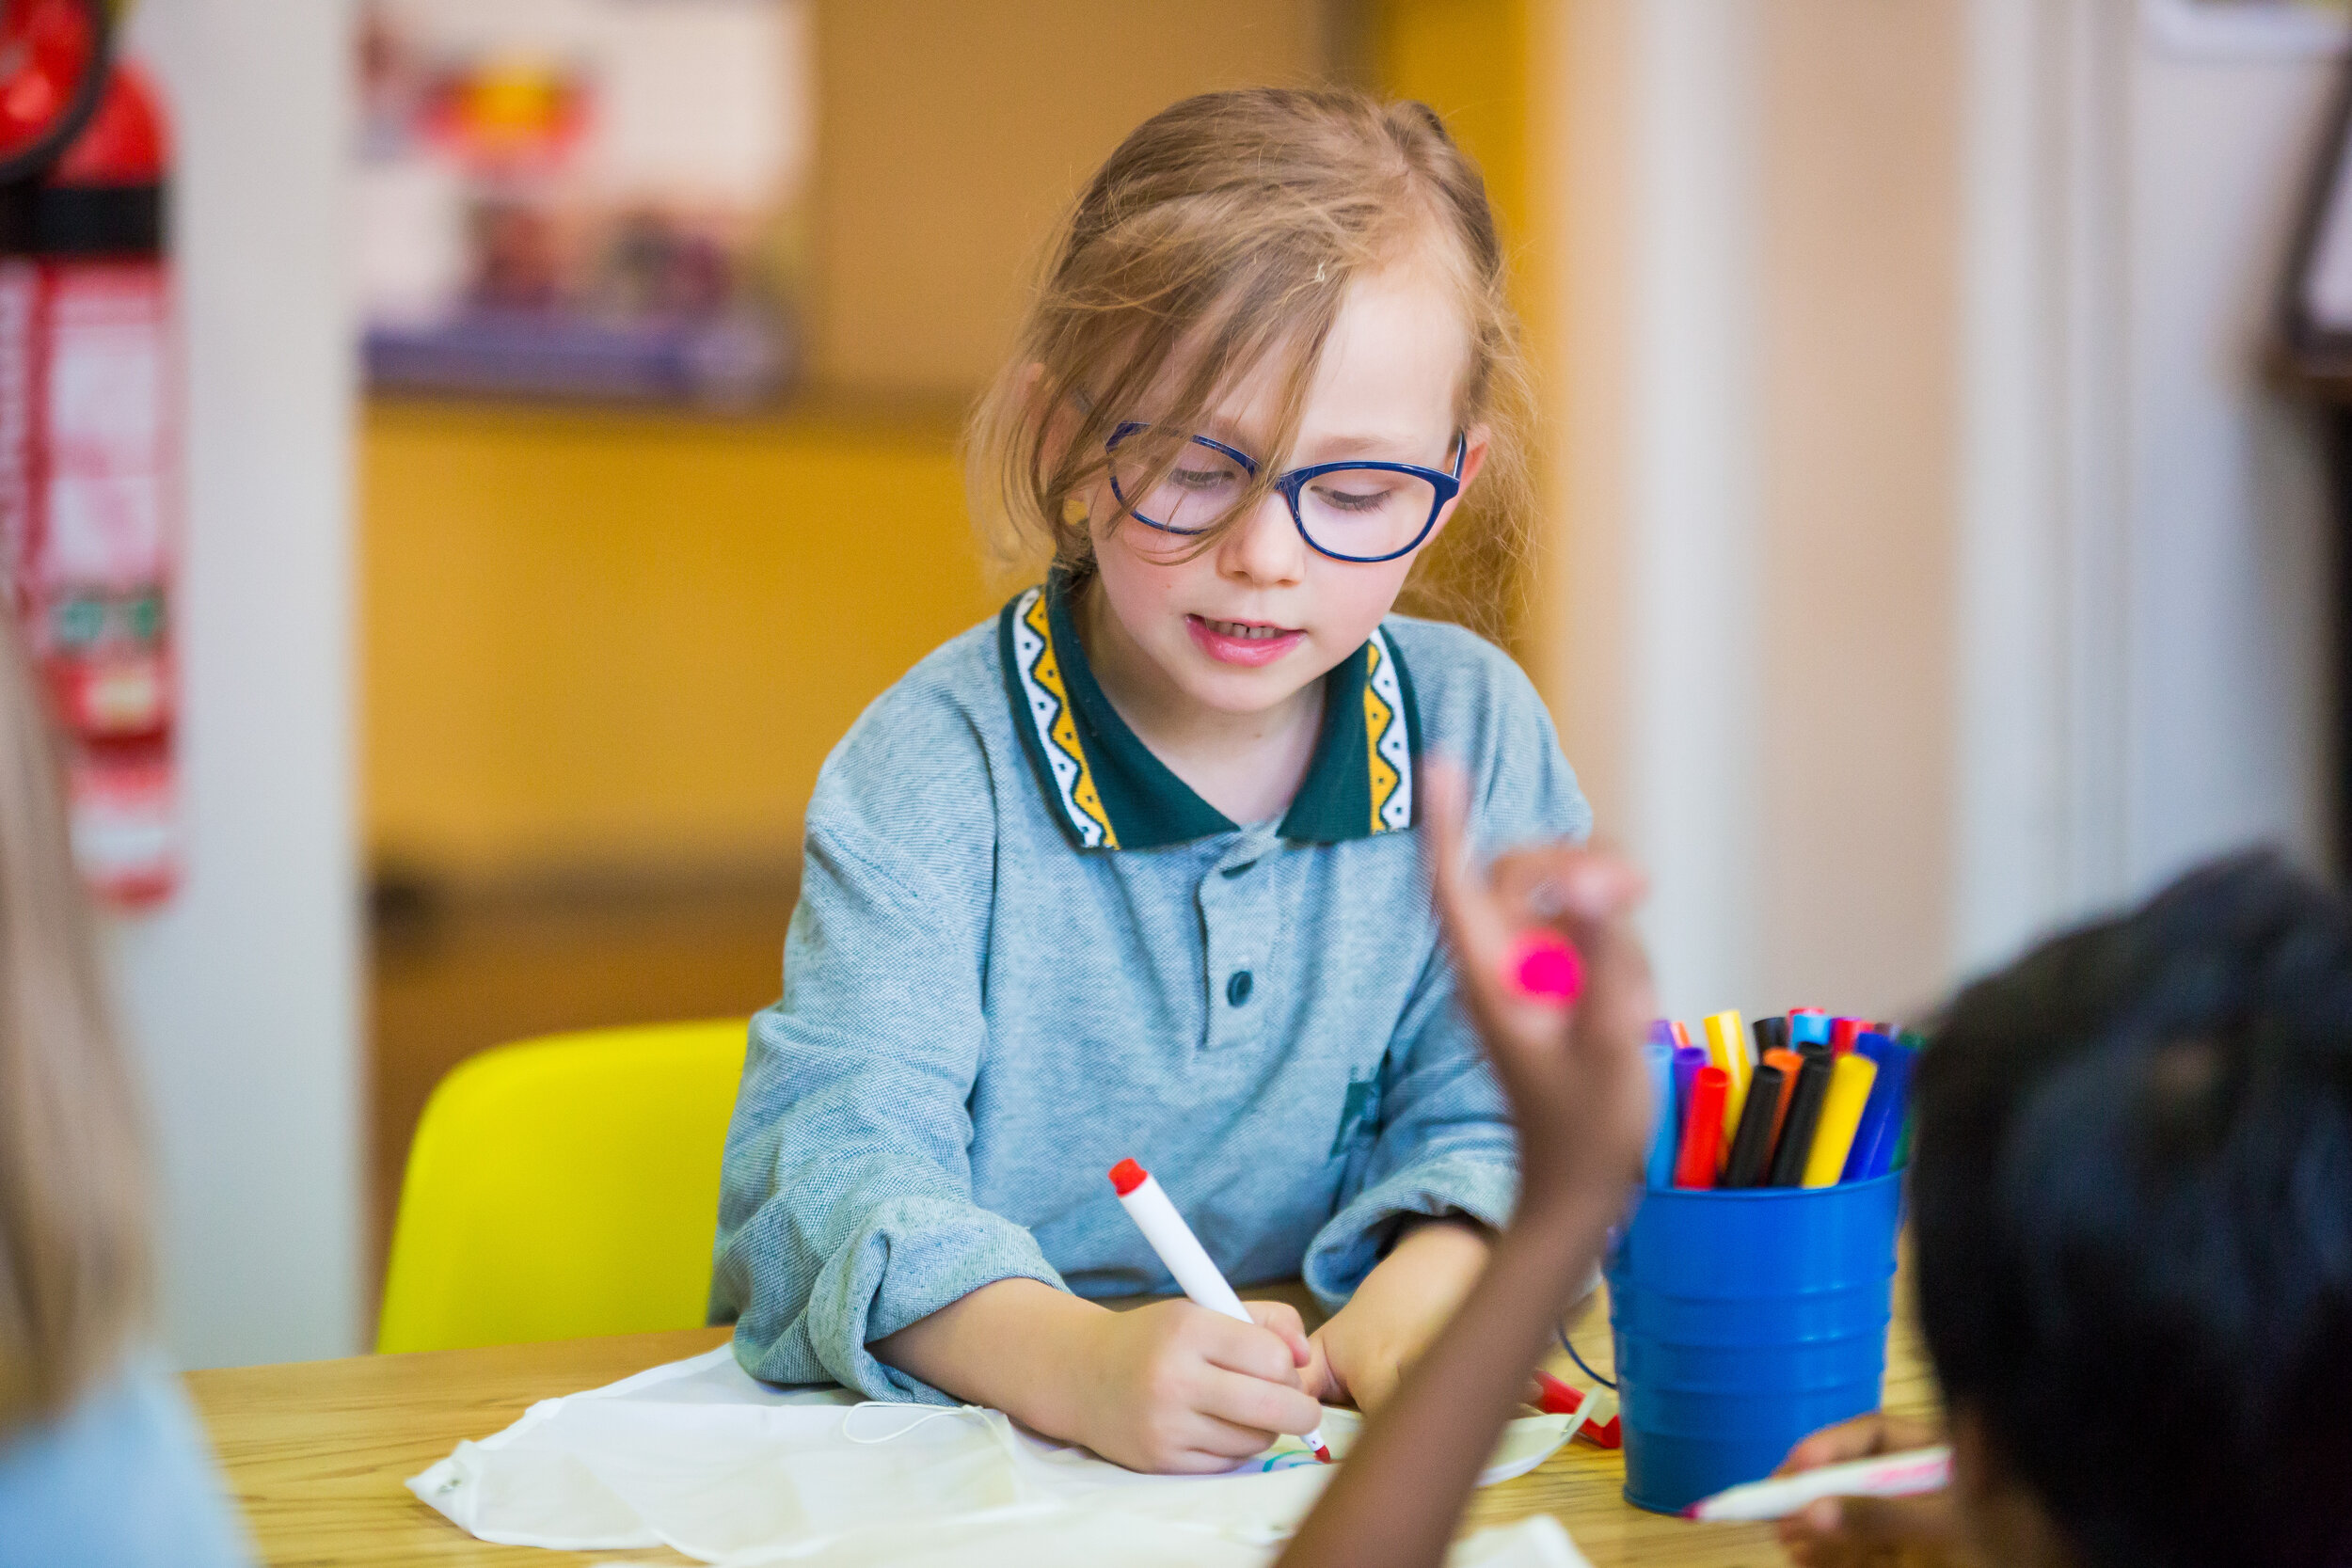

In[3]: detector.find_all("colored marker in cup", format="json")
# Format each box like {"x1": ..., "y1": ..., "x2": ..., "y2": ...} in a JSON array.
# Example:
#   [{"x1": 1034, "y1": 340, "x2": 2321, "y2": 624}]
[{"x1": 1506, "y1": 930, "x2": 1583, "y2": 1004}]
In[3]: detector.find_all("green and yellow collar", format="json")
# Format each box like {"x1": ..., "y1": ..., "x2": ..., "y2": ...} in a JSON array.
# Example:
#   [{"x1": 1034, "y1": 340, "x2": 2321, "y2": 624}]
[{"x1": 997, "y1": 575, "x2": 1420, "y2": 852}]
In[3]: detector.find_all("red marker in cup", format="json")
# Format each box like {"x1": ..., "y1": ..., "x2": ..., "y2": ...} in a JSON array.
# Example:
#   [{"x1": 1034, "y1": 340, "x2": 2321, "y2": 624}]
[
  {"x1": 1506, "y1": 930, "x2": 1584, "y2": 1005},
  {"x1": 1108, "y1": 1158, "x2": 1331, "y2": 1463}
]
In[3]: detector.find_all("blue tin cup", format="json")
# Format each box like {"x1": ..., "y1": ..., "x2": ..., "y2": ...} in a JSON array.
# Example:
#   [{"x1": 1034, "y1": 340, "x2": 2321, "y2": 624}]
[{"x1": 1604, "y1": 1172, "x2": 1903, "y2": 1514}]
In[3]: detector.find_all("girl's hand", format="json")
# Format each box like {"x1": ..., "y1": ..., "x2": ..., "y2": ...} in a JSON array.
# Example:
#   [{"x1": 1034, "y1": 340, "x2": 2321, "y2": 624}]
[
  {"x1": 1773, "y1": 1413, "x2": 1963, "y2": 1568},
  {"x1": 1307, "y1": 1218, "x2": 1489, "y2": 1414},
  {"x1": 1421, "y1": 763, "x2": 1656, "y2": 1218},
  {"x1": 1068, "y1": 1296, "x2": 1327, "y2": 1474}
]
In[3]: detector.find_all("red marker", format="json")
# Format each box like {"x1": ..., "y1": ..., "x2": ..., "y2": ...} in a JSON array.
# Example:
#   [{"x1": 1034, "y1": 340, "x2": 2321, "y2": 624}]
[
  {"x1": 1672, "y1": 1067, "x2": 1728, "y2": 1188},
  {"x1": 1533, "y1": 1369, "x2": 1623, "y2": 1449},
  {"x1": 1109, "y1": 1159, "x2": 1331, "y2": 1463},
  {"x1": 1829, "y1": 1017, "x2": 1867, "y2": 1057},
  {"x1": 1505, "y1": 930, "x2": 1583, "y2": 1004}
]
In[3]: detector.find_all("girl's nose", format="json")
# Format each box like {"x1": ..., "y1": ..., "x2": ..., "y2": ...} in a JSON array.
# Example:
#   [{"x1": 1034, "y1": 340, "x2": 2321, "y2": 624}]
[{"x1": 1216, "y1": 486, "x2": 1306, "y2": 587}]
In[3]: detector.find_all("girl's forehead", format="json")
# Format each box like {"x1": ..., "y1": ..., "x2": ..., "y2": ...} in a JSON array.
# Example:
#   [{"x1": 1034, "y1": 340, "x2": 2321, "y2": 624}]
[{"x1": 1146, "y1": 266, "x2": 1470, "y2": 457}]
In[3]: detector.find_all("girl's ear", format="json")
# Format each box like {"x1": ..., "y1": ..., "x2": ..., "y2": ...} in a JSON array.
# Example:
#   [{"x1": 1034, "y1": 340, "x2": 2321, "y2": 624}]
[{"x1": 1423, "y1": 422, "x2": 1491, "y2": 547}]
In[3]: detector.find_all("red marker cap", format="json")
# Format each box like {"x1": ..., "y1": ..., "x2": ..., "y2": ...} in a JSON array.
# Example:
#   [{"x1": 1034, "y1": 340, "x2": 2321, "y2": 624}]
[
  {"x1": 1829, "y1": 1017, "x2": 1866, "y2": 1057},
  {"x1": 1533, "y1": 1369, "x2": 1623, "y2": 1449},
  {"x1": 1107, "y1": 1158, "x2": 1148, "y2": 1196}
]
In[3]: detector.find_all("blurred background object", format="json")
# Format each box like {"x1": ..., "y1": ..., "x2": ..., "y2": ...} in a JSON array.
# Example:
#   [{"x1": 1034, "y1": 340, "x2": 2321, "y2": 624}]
[
  {"x1": 355, "y1": 0, "x2": 808, "y2": 407},
  {"x1": 0, "y1": 8, "x2": 180, "y2": 910}
]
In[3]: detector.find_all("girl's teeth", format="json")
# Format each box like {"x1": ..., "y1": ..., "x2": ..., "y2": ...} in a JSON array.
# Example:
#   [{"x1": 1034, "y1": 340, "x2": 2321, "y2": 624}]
[{"x1": 1210, "y1": 619, "x2": 1284, "y2": 641}]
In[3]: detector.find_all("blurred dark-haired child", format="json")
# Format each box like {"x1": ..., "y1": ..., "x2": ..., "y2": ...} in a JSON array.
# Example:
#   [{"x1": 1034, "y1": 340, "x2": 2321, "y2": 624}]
[
  {"x1": 1774, "y1": 848, "x2": 2352, "y2": 1568},
  {"x1": 1282, "y1": 825, "x2": 2352, "y2": 1568}
]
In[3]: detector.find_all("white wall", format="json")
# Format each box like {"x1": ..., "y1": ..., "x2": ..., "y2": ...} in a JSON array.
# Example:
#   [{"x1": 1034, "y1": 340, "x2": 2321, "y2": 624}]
[
  {"x1": 1956, "y1": 0, "x2": 2340, "y2": 975},
  {"x1": 1547, "y1": 0, "x2": 2338, "y2": 1017},
  {"x1": 1541, "y1": 0, "x2": 1956, "y2": 1022},
  {"x1": 2122, "y1": 27, "x2": 2336, "y2": 886},
  {"x1": 1621, "y1": 0, "x2": 1765, "y2": 1014},
  {"x1": 111, "y1": 0, "x2": 361, "y2": 1368}
]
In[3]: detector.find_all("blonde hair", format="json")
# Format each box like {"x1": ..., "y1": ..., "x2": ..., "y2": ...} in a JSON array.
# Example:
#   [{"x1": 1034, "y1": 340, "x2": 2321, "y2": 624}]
[
  {"x1": 966, "y1": 87, "x2": 1534, "y2": 638},
  {"x1": 0, "y1": 625, "x2": 148, "y2": 1425}
]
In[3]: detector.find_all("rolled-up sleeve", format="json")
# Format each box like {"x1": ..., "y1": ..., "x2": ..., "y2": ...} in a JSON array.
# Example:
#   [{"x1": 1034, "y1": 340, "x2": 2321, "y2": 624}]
[{"x1": 710, "y1": 792, "x2": 1059, "y2": 1403}]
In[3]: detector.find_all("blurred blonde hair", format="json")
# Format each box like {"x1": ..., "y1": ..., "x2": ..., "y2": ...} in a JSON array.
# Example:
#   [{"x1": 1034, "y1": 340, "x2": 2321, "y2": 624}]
[
  {"x1": 965, "y1": 87, "x2": 1534, "y2": 638},
  {"x1": 0, "y1": 625, "x2": 148, "y2": 1426}
]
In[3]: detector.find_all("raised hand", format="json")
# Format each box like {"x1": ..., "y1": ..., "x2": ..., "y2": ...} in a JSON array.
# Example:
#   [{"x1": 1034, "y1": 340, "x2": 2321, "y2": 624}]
[
  {"x1": 1276, "y1": 761, "x2": 1658, "y2": 1568},
  {"x1": 1420, "y1": 762, "x2": 1657, "y2": 1216}
]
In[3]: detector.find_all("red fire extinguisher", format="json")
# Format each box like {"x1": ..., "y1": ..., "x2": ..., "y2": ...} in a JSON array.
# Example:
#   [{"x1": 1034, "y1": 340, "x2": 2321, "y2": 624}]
[{"x1": 0, "y1": 4, "x2": 180, "y2": 907}]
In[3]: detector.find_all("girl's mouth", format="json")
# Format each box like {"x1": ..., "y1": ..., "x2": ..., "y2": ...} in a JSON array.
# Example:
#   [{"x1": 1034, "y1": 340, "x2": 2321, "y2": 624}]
[{"x1": 1186, "y1": 614, "x2": 1306, "y2": 667}]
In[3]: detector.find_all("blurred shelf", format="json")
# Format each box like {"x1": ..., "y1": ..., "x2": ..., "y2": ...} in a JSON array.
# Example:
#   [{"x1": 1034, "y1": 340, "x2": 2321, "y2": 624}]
[{"x1": 362, "y1": 381, "x2": 973, "y2": 444}]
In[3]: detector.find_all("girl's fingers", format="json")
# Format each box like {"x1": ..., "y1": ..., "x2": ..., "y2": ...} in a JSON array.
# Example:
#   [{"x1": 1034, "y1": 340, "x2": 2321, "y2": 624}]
[
  {"x1": 1200, "y1": 1312, "x2": 1308, "y2": 1387},
  {"x1": 1492, "y1": 847, "x2": 1646, "y2": 930},
  {"x1": 1199, "y1": 1367, "x2": 1327, "y2": 1441},
  {"x1": 1244, "y1": 1300, "x2": 1313, "y2": 1369}
]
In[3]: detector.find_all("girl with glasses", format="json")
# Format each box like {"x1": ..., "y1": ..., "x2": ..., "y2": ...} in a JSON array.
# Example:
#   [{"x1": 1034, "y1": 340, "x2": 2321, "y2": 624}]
[{"x1": 713, "y1": 86, "x2": 1594, "y2": 1475}]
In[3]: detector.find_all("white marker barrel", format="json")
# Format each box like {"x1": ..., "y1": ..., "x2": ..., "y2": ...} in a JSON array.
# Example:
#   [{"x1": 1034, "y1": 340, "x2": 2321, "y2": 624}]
[
  {"x1": 1110, "y1": 1160, "x2": 1251, "y2": 1322},
  {"x1": 1687, "y1": 1446, "x2": 1950, "y2": 1522},
  {"x1": 1107, "y1": 1157, "x2": 1329, "y2": 1462}
]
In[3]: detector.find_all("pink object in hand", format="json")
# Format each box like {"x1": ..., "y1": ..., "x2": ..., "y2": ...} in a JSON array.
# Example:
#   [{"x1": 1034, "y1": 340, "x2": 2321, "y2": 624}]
[{"x1": 1507, "y1": 931, "x2": 1584, "y2": 1004}]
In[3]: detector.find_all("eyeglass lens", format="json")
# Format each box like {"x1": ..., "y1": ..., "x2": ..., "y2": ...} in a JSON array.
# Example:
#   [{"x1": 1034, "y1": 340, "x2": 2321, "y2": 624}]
[{"x1": 1110, "y1": 430, "x2": 1439, "y2": 559}]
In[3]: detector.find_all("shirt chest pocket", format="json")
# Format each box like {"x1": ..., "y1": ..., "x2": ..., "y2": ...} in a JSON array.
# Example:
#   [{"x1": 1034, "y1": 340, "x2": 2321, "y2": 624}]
[{"x1": 1329, "y1": 1070, "x2": 1382, "y2": 1158}]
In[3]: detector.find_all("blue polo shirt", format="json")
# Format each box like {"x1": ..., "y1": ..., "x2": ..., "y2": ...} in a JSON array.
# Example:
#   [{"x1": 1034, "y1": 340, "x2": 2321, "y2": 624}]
[{"x1": 711, "y1": 577, "x2": 1592, "y2": 1401}]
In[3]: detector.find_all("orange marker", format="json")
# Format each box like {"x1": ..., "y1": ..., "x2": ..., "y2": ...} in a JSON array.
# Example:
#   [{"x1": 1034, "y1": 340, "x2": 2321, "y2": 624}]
[{"x1": 1762, "y1": 1047, "x2": 1805, "y2": 1145}]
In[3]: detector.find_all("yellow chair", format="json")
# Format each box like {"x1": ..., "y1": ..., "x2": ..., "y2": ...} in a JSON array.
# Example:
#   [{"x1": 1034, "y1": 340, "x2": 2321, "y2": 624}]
[{"x1": 377, "y1": 1019, "x2": 751, "y2": 1354}]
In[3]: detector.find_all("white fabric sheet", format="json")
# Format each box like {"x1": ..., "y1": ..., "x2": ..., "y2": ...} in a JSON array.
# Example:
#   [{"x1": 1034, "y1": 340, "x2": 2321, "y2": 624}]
[
  {"x1": 648, "y1": 1505, "x2": 1589, "y2": 1568},
  {"x1": 409, "y1": 1347, "x2": 1590, "y2": 1566}
]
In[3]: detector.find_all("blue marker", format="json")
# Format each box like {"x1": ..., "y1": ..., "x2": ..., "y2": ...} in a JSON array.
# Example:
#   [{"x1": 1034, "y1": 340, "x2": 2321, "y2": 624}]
[
  {"x1": 1644, "y1": 1026, "x2": 1680, "y2": 1189},
  {"x1": 1843, "y1": 1031, "x2": 1917, "y2": 1180},
  {"x1": 1789, "y1": 1011, "x2": 1833, "y2": 1051}
]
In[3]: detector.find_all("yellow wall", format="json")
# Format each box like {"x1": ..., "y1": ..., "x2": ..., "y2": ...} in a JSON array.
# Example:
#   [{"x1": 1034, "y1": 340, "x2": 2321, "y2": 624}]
[
  {"x1": 811, "y1": 0, "x2": 1327, "y2": 395},
  {"x1": 1372, "y1": 0, "x2": 1534, "y2": 657},
  {"x1": 363, "y1": 400, "x2": 990, "y2": 878},
  {"x1": 1372, "y1": 0, "x2": 1529, "y2": 262}
]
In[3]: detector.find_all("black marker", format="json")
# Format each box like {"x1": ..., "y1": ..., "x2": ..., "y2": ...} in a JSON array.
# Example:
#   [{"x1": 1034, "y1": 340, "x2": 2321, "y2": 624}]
[
  {"x1": 1766, "y1": 1053, "x2": 1834, "y2": 1187},
  {"x1": 1722, "y1": 1061, "x2": 1786, "y2": 1188}
]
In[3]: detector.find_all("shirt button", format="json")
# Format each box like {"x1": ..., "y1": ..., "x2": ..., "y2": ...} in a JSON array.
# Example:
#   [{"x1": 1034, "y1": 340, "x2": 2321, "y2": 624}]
[{"x1": 1226, "y1": 970, "x2": 1254, "y2": 1007}]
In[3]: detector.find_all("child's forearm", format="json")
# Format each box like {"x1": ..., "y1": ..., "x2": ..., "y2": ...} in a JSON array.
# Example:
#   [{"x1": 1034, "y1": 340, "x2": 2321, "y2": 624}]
[
  {"x1": 1311, "y1": 1217, "x2": 1492, "y2": 1412},
  {"x1": 869, "y1": 1277, "x2": 1108, "y2": 1436},
  {"x1": 1380, "y1": 1214, "x2": 1491, "y2": 1280},
  {"x1": 1276, "y1": 1191, "x2": 1619, "y2": 1568}
]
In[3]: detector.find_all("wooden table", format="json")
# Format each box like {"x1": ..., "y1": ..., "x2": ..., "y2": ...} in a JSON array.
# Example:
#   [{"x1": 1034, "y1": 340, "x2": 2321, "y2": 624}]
[{"x1": 187, "y1": 1286, "x2": 1940, "y2": 1568}]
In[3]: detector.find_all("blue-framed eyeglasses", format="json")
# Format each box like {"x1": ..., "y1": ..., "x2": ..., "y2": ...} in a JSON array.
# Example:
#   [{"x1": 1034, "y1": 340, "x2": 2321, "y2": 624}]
[{"x1": 1105, "y1": 421, "x2": 1465, "y2": 564}]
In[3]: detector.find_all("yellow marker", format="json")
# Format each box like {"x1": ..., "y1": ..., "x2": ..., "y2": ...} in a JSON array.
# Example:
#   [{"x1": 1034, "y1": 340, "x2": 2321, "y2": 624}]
[
  {"x1": 1703, "y1": 1009, "x2": 1750, "y2": 1153},
  {"x1": 1802, "y1": 1053, "x2": 1881, "y2": 1187}
]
